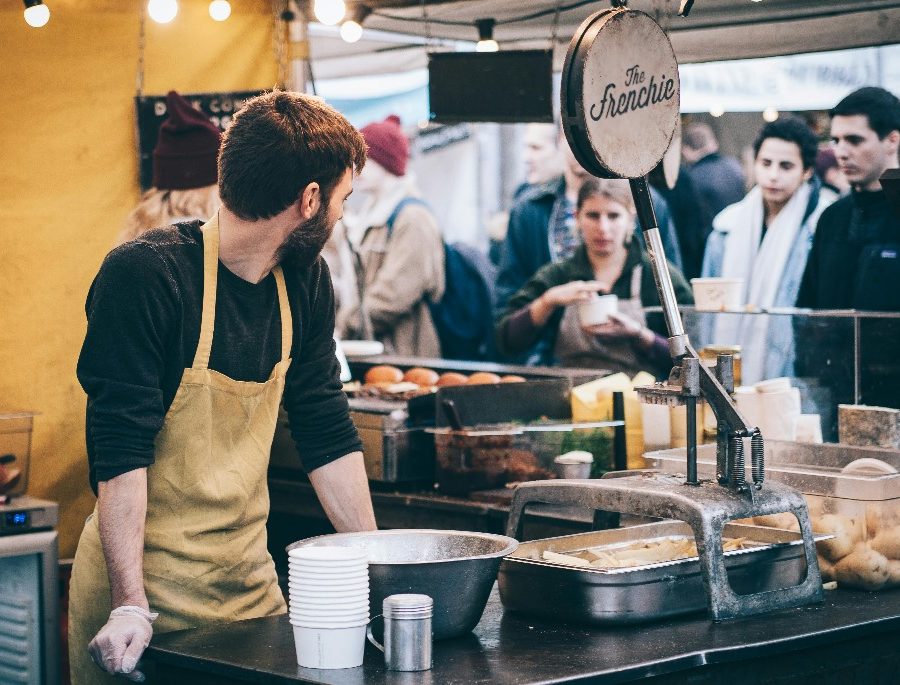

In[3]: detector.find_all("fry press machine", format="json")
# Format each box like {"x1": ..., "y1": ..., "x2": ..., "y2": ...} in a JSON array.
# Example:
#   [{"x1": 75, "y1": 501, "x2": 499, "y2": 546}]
[{"x1": 504, "y1": 6, "x2": 823, "y2": 621}]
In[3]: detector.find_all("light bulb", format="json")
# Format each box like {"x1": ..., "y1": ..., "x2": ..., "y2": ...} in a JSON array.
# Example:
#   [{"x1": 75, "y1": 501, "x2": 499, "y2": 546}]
[
  {"x1": 762, "y1": 106, "x2": 779, "y2": 122},
  {"x1": 23, "y1": 2, "x2": 50, "y2": 28},
  {"x1": 209, "y1": 0, "x2": 231, "y2": 21},
  {"x1": 709, "y1": 104, "x2": 725, "y2": 118},
  {"x1": 314, "y1": 0, "x2": 345, "y2": 26},
  {"x1": 340, "y1": 20, "x2": 363, "y2": 43},
  {"x1": 476, "y1": 39, "x2": 499, "y2": 52},
  {"x1": 147, "y1": 0, "x2": 178, "y2": 24}
]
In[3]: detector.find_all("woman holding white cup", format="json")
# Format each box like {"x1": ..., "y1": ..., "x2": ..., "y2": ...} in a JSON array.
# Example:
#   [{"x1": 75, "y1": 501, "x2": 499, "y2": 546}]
[{"x1": 495, "y1": 178, "x2": 692, "y2": 376}]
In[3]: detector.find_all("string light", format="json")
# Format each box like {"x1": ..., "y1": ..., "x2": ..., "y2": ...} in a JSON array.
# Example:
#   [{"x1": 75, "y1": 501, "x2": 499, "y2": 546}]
[
  {"x1": 339, "y1": 5, "x2": 370, "y2": 44},
  {"x1": 340, "y1": 20, "x2": 363, "y2": 43},
  {"x1": 147, "y1": 0, "x2": 178, "y2": 24},
  {"x1": 314, "y1": 0, "x2": 345, "y2": 26},
  {"x1": 762, "y1": 106, "x2": 779, "y2": 122},
  {"x1": 23, "y1": 0, "x2": 50, "y2": 28},
  {"x1": 209, "y1": 0, "x2": 231, "y2": 21},
  {"x1": 475, "y1": 18, "x2": 499, "y2": 52}
]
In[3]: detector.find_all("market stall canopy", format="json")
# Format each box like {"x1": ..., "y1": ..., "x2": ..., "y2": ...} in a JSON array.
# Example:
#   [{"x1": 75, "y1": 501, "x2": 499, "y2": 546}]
[{"x1": 306, "y1": 0, "x2": 900, "y2": 79}]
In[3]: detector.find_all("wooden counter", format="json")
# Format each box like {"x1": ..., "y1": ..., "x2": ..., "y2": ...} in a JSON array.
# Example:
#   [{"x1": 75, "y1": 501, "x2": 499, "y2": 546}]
[{"x1": 146, "y1": 585, "x2": 900, "y2": 684}]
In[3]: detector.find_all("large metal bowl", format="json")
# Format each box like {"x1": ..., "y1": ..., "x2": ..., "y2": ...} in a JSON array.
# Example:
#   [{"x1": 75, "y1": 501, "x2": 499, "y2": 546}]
[{"x1": 286, "y1": 529, "x2": 518, "y2": 639}]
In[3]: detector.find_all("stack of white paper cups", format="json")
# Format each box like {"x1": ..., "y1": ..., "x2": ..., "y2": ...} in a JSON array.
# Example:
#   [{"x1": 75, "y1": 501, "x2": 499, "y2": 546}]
[{"x1": 287, "y1": 546, "x2": 369, "y2": 669}]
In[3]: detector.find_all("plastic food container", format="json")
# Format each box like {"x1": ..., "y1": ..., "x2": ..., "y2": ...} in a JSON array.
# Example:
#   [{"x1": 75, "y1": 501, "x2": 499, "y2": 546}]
[
  {"x1": 0, "y1": 412, "x2": 38, "y2": 500},
  {"x1": 689, "y1": 277, "x2": 743, "y2": 311},
  {"x1": 645, "y1": 440, "x2": 900, "y2": 590}
]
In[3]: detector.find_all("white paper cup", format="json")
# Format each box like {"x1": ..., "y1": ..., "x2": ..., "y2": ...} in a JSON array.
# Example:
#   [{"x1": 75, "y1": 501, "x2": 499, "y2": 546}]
[
  {"x1": 289, "y1": 562, "x2": 367, "y2": 573},
  {"x1": 290, "y1": 611, "x2": 369, "y2": 624},
  {"x1": 754, "y1": 376, "x2": 792, "y2": 394},
  {"x1": 288, "y1": 580, "x2": 369, "y2": 591},
  {"x1": 293, "y1": 624, "x2": 366, "y2": 669},
  {"x1": 290, "y1": 614, "x2": 370, "y2": 628},
  {"x1": 288, "y1": 585, "x2": 369, "y2": 596},
  {"x1": 290, "y1": 599, "x2": 368, "y2": 611},
  {"x1": 289, "y1": 593, "x2": 369, "y2": 611},
  {"x1": 690, "y1": 278, "x2": 743, "y2": 311},
  {"x1": 577, "y1": 293, "x2": 618, "y2": 326},
  {"x1": 288, "y1": 577, "x2": 369, "y2": 589},
  {"x1": 288, "y1": 610, "x2": 369, "y2": 627},
  {"x1": 288, "y1": 563, "x2": 367, "y2": 575},
  {"x1": 288, "y1": 546, "x2": 367, "y2": 563}
]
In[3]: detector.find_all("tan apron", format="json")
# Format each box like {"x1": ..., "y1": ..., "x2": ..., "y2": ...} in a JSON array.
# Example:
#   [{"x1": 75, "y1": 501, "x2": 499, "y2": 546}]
[
  {"x1": 69, "y1": 215, "x2": 290, "y2": 684},
  {"x1": 554, "y1": 265, "x2": 650, "y2": 375}
]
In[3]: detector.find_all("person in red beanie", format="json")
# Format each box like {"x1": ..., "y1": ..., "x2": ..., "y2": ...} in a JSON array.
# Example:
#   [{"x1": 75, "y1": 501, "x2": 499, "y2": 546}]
[
  {"x1": 114, "y1": 91, "x2": 222, "y2": 246},
  {"x1": 343, "y1": 115, "x2": 446, "y2": 356}
]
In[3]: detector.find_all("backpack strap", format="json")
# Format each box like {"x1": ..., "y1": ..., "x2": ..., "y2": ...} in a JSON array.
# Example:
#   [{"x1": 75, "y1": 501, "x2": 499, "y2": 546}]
[{"x1": 385, "y1": 197, "x2": 429, "y2": 237}]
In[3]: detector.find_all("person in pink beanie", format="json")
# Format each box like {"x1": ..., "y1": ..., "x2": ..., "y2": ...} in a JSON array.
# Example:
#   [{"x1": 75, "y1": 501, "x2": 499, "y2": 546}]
[
  {"x1": 344, "y1": 115, "x2": 446, "y2": 357},
  {"x1": 114, "y1": 90, "x2": 222, "y2": 246}
]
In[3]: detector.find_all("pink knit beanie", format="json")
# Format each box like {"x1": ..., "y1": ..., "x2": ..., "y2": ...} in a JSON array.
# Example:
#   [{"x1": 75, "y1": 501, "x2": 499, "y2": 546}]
[{"x1": 360, "y1": 115, "x2": 408, "y2": 177}]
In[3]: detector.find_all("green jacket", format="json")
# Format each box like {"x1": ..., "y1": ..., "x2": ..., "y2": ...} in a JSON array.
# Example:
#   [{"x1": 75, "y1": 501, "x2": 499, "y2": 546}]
[{"x1": 495, "y1": 240, "x2": 694, "y2": 363}]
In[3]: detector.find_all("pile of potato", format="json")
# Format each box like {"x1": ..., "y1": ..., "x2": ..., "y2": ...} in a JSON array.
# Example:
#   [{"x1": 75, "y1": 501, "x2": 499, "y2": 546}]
[{"x1": 752, "y1": 500, "x2": 900, "y2": 590}]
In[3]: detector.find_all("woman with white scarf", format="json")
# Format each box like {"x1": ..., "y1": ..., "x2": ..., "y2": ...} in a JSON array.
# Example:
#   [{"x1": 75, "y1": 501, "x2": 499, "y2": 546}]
[{"x1": 701, "y1": 117, "x2": 837, "y2": 383}]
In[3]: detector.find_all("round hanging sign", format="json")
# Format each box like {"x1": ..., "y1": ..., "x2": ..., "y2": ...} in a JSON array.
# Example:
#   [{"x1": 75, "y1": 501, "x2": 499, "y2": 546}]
[{"x1": 561, "y1": 8, "x2": 680, "y2": 179}]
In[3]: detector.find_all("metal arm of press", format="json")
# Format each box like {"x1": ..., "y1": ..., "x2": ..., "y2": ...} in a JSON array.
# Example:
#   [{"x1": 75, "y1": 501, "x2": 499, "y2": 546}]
[{"x1": 628, "y1": 178, "x2": 765, "y2": 492}]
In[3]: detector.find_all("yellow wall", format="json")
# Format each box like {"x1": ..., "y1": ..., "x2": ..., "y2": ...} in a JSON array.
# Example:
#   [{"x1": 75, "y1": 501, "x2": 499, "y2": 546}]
[{"x1": 0, "y1": 0, "x2": 277, "y2": 557}]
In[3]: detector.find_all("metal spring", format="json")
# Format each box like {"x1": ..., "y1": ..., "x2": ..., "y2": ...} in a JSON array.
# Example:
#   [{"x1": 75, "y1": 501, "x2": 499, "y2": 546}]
[
  {"x1": 751, "y1": 431, "x2": 765, "y2": 489},
  {"x1": 730, "y1": 433, "x2": 746, "y2": 490}
]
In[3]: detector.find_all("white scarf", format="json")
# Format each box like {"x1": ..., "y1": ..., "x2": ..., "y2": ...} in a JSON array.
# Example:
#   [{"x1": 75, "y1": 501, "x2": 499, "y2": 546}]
[{"x1": 713, "y1": 182, "x2": 812, "y2": 382}]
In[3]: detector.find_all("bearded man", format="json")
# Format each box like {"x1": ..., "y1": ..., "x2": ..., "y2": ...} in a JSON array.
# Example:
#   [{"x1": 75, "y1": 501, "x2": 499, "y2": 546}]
[{"x1": 69, "y1": 91, "x2": 376, "y2": 684}]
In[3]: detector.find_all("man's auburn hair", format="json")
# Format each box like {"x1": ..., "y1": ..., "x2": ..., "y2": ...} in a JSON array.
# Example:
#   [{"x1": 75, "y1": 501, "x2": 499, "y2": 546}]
[{"x1": 218, "y1": 91, "x2": 367, "y2": 220}]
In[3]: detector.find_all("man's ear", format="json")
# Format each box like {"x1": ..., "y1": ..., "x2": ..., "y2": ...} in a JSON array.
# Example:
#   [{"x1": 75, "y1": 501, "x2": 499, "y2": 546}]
[
  {"x1": 886, "y1": 129, "x2": 900, "y2": 155},
  {"x1": 298, "y1": 182, "x2": 321, "y2": 220}
]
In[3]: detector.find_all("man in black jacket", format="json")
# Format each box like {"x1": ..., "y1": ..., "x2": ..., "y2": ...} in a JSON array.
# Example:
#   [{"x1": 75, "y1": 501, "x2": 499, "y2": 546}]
[
  {"x1": 795, "y1": 87, "x2": 900, "y2": 416},
  {"x1": 797, "y1": 87, "x2": 900, "y2": 310}
]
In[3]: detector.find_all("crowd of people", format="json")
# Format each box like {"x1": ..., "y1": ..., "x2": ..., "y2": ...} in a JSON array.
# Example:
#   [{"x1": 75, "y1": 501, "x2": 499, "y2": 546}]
[{"x1": 120, "y1": 86, "x2": 900, "y2": 384}]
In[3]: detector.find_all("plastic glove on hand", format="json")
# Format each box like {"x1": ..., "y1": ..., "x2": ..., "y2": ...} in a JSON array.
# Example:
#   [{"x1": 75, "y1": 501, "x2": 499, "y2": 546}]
[{"x1": 88, "y1": 605, "x2": 159, "y2": 682}]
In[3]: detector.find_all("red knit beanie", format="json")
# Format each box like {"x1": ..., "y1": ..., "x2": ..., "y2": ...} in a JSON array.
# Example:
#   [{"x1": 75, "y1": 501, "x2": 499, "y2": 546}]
[
  {"x1": 361, "y1": 115, "x2": 408, "y2": 177},
  {"x1": 152, "y1": 90, "x2": 222, "y2": 190}
]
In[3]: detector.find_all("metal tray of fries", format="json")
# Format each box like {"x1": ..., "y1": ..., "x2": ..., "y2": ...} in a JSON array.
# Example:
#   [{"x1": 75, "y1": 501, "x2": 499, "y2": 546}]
[{"x1": 498, "y1": 521, "x2": 828, "y2": 625}]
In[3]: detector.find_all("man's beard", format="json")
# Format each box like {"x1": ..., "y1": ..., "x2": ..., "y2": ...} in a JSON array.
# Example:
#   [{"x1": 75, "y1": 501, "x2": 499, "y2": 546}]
[{"x1": 275, "y1": 202, "x2": 334, "y2": 268}]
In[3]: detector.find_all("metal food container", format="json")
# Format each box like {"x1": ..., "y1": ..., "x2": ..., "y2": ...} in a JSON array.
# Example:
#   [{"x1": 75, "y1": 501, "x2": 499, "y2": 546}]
[
  {"x1": 350, "y1": 397, "x2": 435, "y2": 484},
  {"x1": 498, "y1": 521, "x2": 823, "y2": 625},
  {"x1": 646, "y1": 440, "x2": 900, "y2": 590}
]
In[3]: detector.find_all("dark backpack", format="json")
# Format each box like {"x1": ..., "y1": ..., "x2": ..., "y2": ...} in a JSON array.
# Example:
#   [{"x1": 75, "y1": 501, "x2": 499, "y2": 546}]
[{"x1": 386, "y1": 198, "x2": 497, "y2": 360}]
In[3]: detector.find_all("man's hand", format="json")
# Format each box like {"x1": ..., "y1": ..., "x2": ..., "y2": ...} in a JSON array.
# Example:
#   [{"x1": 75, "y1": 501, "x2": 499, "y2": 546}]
[{"x1": 88, "y1": 606, "x2": 158, "y2": 682}]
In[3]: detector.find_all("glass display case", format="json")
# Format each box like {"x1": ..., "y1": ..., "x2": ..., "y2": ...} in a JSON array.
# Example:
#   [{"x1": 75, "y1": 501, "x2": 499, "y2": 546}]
[{"x1": 645, "y1": 306, "x2": 900, "y2": 441}]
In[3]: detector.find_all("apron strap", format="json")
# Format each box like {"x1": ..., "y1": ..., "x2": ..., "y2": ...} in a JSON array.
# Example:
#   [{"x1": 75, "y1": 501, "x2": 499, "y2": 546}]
[
  {"x1": 193, "y1": 216, "x2": 220, "y2": 370},
  {"x1": 272, "y1": 266, "x2": 293, "y2": 362}
]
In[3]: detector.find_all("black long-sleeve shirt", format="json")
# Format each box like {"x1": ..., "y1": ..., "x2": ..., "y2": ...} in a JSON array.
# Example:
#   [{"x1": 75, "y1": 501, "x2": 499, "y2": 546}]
[
  {"x1": 797, "y1": 189, "x2": 899, "y2": 309},
  {"x1": 77, "y1": 221, "x2": 361, "y2": 493}
]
